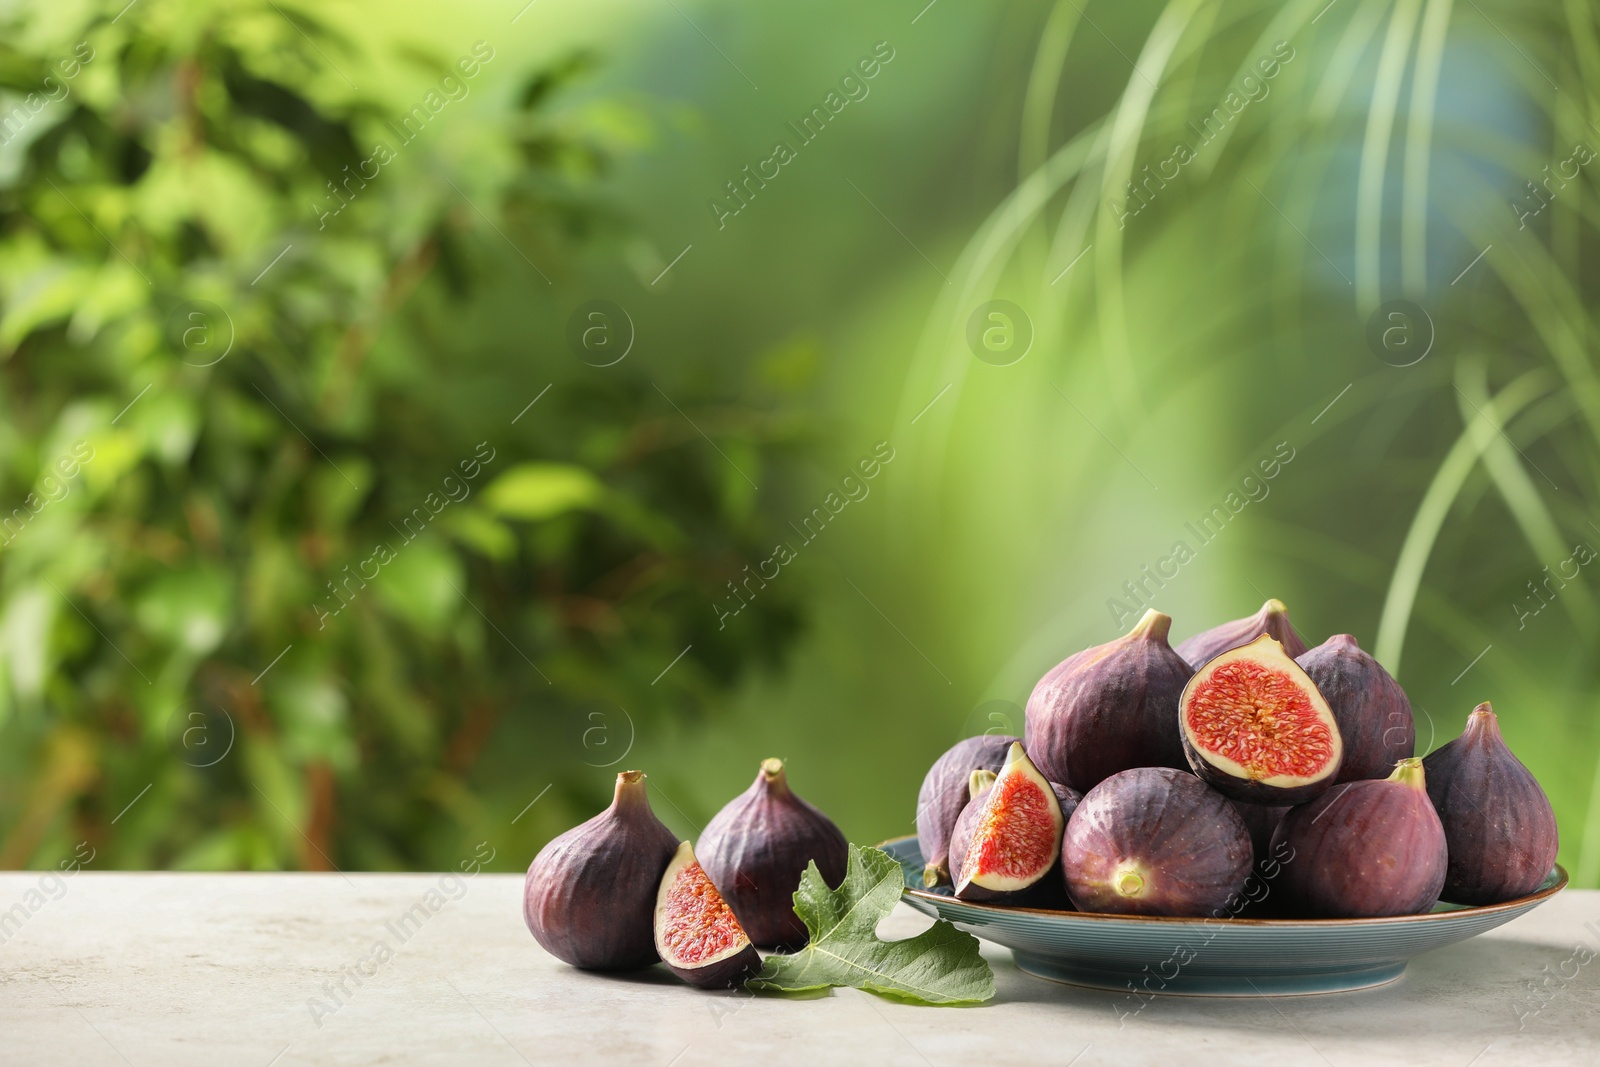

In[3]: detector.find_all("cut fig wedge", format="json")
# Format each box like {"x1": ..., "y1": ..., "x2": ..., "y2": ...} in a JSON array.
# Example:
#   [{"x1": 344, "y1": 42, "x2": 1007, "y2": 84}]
[
  {"x1": 953, "y1": 742, "x2": 1064, "y2": 902},
  {"x1": 653, "y1": 840, "x2": 761, "y2": 988},
  {"x1": 1179, "y1": 634, "x2": 1342, "y2": 804}
]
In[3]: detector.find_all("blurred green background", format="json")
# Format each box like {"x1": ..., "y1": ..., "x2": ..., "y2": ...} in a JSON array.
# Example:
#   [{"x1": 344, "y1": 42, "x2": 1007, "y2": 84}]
[{"x1": 1, "y1": 0, "x2": 1596, "y2": 887}]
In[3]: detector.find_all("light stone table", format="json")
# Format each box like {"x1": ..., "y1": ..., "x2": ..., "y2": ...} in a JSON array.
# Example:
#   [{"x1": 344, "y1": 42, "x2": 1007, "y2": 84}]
[{"x1": 1, "y1": 873, "x2": 1596, "y2": 1065}]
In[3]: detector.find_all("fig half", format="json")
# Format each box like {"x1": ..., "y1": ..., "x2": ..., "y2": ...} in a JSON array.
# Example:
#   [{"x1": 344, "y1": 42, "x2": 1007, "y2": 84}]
[
  {"x1": 697, "y1": 758, "x2": 847, "y2": 948},
  {"x1": 1176, "y1": 598, "x2": 1308, "y2": 668},
  {"x1": 1024, "y1": 609, "x2": 1192, "y2": 792},
  {"x1": 954, "y1": 743, "x2": 1064, "y2": 902},
  {"x1": 524, "y1": 769, "x2": 679, "y2": 970},
  {"x1": 654, "y1": 840, "x2": 762, "y2": 989},
  {"x1": 1270, "y1": 757, "x2": 1447, "y2": 918},
  {"x1": 915, "y1": 734, "x2": 1017, "y2": 887},
  {"x1": 1062, "y1": 767, "x2": 1253, "y2": 917},
  {"x1": 1423, "y1": 703, "x2": 1558, "y2": 905},
  {"x1": 1179, "y1": 634, "x2": 1342, "y2": 804},
  {"x1": 948, "y1": 770, "x2": 1080, "y2": 909},
  {"x1": 1296, "y1": 634, "x2": 1414, "y2": 782}
]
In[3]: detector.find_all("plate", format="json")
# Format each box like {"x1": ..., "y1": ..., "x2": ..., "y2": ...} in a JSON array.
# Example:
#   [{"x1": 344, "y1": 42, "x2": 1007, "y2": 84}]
[{"x1": 880, "y1": 835, "x2": 1567, "y2": 996}]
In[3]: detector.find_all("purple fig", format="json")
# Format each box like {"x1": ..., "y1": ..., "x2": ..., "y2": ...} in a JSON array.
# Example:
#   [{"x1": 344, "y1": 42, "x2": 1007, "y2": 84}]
[
  {"x1": 1230, "y1": 800, "x2": 1290, "y2": 863},
  {"x1": 1024, "y1": 609, "x2": 1192, "y2": 792},
  {"x1": 1271, "y1": 757, "x2": 1447, "y2": 918},
  {"x1": 1176, "y1": 598, "x2": 1308, "y2": 668},
  {"x1": 654, "y1": 840, "x2": 762, "y2": 988},
  {"x1": 524, "y1": 769, "x2": 679, "y2": 970},
  {"x1": 1062, "y1": 767, "x2": 1253, "y2": 917},
  {"x1": 915, "y1": 734, "x2": 1017, "y2": 886},
  {"x1": 697, "y1": 758, "x2": 847, "y2": 948},
  {"x1": 1297, "y1": 634, "x2": 1414, "y2": 782},
  {"x1": 954, "y1": 743, "x2": 1065, "y2": 903},
  {"x1": 1423, "y1": 703, "x2": 1558, "y2": 905},
  {"x1": 1180, "y1": 634, "x2": 1343, "y2": 804}
]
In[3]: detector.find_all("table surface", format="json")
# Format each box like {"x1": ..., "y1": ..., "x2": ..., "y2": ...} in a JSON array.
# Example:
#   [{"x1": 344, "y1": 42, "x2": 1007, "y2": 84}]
[{"x1": 1, "y1": 873, "x2": 1595, "y2": 1065}]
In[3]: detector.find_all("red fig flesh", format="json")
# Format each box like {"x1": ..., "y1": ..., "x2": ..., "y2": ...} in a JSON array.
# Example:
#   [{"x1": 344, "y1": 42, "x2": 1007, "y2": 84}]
[
  {"x1": 1063, "y1": 767, "x2": 1253, "y2": 917},
  {"x1": 1180, "y1": 634, "x2": 1342, "y2": 804},
  {"x1": 697, "y1": 758, "x2": 847, "y2": 948},
  {"x1": 954, "y1": 743, "x2": 1064, "y2": 902},
  {"x1": 1423, "y1": 703, "x2": 1559, "y2": 905},
  {"x1": 915, "y1": 734, "x2": 1017, "y2": 887},
  {"x1": 524, "y1": 770, "x2": 679, "y2": 970},
  {"x1": 1024, "y1": 609, "x2": 1192, "y2": 792},
  {"x1": 1270, "y1": 758, "x2": 1447, "y2": 918},
  {"x1": 1176, "y1": 598, "x2": 1308, "y2": 668},
  {"x1": 654, "y1": 840, "x2": 762, "y2": 988},
  {"x1": 1296, "y1": 634, "x2": 1414, "y2": 782}
]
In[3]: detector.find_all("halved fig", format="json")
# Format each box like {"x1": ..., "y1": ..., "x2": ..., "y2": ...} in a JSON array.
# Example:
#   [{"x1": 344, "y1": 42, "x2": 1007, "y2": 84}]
[
  {"x1": 1176, "y1": 598, "x2": 1308, "y2": 668},
  {"x1": 1063, "y1": 767, "x2": 1252, "y2": 917},
  {"x1": 954, "y1": 743, "x2": 1064, "y2": 902},
  {"x1": 653, "y1": 840, "x2": 761, "y2": 989},
  {"x1": 949, "y1": 770, "x2": 1080, "y2": 909},
  {"x1": 915, "y1": 734, "x2": 1017, "y2": 887},
  {"x1": 1296, "y1": 634, "x2": 1414, "y2": 782},
  {"x1": 1179, "y1": 634, "x2": 1342, "y2": 804}
]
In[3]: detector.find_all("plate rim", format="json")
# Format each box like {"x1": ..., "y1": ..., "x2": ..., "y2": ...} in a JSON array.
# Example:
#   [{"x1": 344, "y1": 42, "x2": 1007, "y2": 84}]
[{"x1": 876, "y1": 834, "x2": 1569, "y2": 927}]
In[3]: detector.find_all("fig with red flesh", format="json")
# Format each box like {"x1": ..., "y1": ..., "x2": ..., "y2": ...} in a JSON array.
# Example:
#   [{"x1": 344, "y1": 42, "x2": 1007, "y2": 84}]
[
  {"x1": 948, "y1": 770, "x2": 1080, "y2": 908},
  {"x1": 1423, "y1": 703, "x2": 1558, "y2": 905},
  {"x1": 697, "y1": 758, "x2": 847, "y2": 948},
  {"x1": 954, "y1": 743, "x2": 1065, "y2": 902},
  {"x1": 654, "y1": 840, "x2": 762, "y2": 989},
  {"x1": 1297, "y1": 634, "x2": 1414, "y2": 782},
  {"x1": 1062, "y1": 767, "x2": 1253, "y2": 917},
  {"x1": 524, "y1": 769, "x2": 679, "y2": 970},
  {"x1": 1176, "y1": 598, "x2": 1308, "y2": 668},
  {"x1": 915, "y1": 734, "x2": 1017, "y2": 887},
  {"x1": 1179, "y1": 634, "x2": 1343, "y2": 804},
  {"x1": 1024, "y1": 609, "x2": 1192, "y2": 792},
  {"x1": 1270, "y1": 757, "x2": 1447, "y2": 918}
]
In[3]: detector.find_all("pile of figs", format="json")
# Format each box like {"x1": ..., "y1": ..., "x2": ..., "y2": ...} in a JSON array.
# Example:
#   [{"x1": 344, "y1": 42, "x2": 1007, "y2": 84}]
[
  {"x1": 918, "y1": 601, "x2": 1560, "y2": 919},
  {"x1": 523, "y1": 759, "x2": 846, "y2": 986}
]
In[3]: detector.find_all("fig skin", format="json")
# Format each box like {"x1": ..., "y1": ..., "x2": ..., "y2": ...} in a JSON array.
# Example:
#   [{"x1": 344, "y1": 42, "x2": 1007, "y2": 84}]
[
  {"x1": 654, "y1": 840, "x2": 763, "y2": 989},
  {"x1": 954, "y1": 743, "x2": 1066, "y2": 903},
  {"x1": 948, "y1": 772, "x2": 1080, "y2": 909},
  {"x1": 1024, "y1": 609, "x2": 1192, "y2": 792},
  {"x1": 1180, "y1": 634, "x2": 1343, "y2": 805},
  {"x1": 1270, "y1": 758, "x2": 1447, "y2": 918},
  {"x1": 915, "y1": 734, "x2": 1017, "y2": 887},
  {"x1": 1297, "y1": 634, "x2": 1414, "y2": 782},
  {"x1": 1230, "y1": 800, "x2": 1290, "y2": 863},
  {"x1": 1062, "y1": 767, "x2": 1253, "y2": 917},
  {"x1": 524, "y1": 770, "x2": 679, "y2": 970},
  {"x1": 1423, "y1": 703, "x2": 1558, "y2": 905},
  {"x1": 697, "y1": 758, "x2": 847, "y2": 949},
  {"x1": 1176, "y1": 598, "x2": 1308, "y2": 668}
]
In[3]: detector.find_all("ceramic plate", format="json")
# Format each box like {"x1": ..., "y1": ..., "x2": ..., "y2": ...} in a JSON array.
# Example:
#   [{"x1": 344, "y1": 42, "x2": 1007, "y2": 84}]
[{"x1": 881, "y1": 835, "x2": 1567, "y2": 996}]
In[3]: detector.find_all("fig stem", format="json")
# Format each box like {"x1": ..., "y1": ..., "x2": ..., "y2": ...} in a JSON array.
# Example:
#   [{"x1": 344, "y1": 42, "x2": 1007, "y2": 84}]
[
  {"x1": 1115, "y1": 869, "x2": 1145, "y2": 897},
  {"x1": 613, "y1": 770, "x2": 649, "y2": 809},
  {"x1": 1388, "y1": 756, "x2": 1427, "y2": 791},
  {"x1": 1129, "y1": 608, "x2": 1172, "y2": 642}
]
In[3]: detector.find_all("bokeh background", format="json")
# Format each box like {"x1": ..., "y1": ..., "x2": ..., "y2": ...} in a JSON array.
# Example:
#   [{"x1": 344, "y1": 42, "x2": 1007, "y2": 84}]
[{"x1": 2, "y1": 0, "x2": 1596, "y2": 886}]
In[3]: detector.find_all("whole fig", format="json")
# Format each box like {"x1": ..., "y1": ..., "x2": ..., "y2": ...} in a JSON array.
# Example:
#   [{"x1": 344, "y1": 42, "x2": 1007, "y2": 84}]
[
  {"x1": 524, "y1": 769, "x2": 679, "y2": 970},
  {"x1": 697, "y1": 758, "x2": 847, "y2": 948},
  {"x1": 915, "y1": 734, "x2": 1017, "y2": 886},
  {"x1": 1176, "y1": 598, "x2": 1308, "y2": 668},
  {"x1": 1423, "y1": 702, "x2": 1558, "y2": 905},
  {"x1": 1297, "y1": 634, "x2": 1414, "y2": 782},
  {"x1": 1024, "y1": 609, "x2": 1192, "y2": 792},
  {"x1": 1271, "y1": 757, "x2": 1447, "y2": 918}
]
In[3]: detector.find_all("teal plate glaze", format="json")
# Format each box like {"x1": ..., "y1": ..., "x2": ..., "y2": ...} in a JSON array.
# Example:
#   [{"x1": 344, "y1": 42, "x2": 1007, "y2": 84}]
[{"x1": 880, "y1": 836, "x2": 1567, "y2": 996}]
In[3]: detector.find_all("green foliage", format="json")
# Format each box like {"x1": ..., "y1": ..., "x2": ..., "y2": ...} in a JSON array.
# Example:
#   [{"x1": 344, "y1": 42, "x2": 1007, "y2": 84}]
[{"x1": 0, "y1": 2, "x2": 802, "y2": 871}]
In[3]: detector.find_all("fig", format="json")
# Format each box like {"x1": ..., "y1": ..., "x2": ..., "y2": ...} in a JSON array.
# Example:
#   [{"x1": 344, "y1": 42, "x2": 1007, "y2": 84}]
[
  {"x1": 1230, "y1": 800, "x2": 1290, "y2": 863},
  {"x1": 1023, "y1": 609, "x2": 1192, "y2": 792},
  {"x1": 1176, "y1": 598, "x2": 1308, "y2": 668},
  {"x1": 915, "y1": 734, "x2": 1017, "y2": 887},
  {"x1": 1423, "y1": 703, "x2": 1558, "y2": 905},
  {"x1": 1270, "y1": 757, "x2": 1447, "y2": 918},
  {"x1": 948, "y1": 770, "x2": 1080, "y2": 907},
  {"x1": 954, "y1": 743, "x2": 1065, "y2": 902},
  {"x1": 1062, "y1": 767, "x2": 1253, "y2": 917},
  {"x1": 523, "y1": 769, "x2": 679, "y2": 970},
  {"x1": 654, "y1": 840, "x2": 762, "y2": 988},
  {"x1": 697, "y1": 757, "x2": 847, "y2": 948},
  {"x1": 1179, "y1": 634, "x2": 1343, "y2": 804},
  {"x1": 1296, "y1": 634, "x2": 1414, "y2": 782}
]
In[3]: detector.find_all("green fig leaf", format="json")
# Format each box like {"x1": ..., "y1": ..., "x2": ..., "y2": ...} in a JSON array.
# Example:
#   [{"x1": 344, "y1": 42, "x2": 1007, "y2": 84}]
[{"x1": 746, "y1": 845, "x2": 995, "y2": 1005}]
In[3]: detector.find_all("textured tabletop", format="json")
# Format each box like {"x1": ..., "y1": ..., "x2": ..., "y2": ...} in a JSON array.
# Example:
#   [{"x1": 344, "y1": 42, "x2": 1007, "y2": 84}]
[{"x1": 1, "y1": 873, "x2": 1596, "y2": 1065}]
